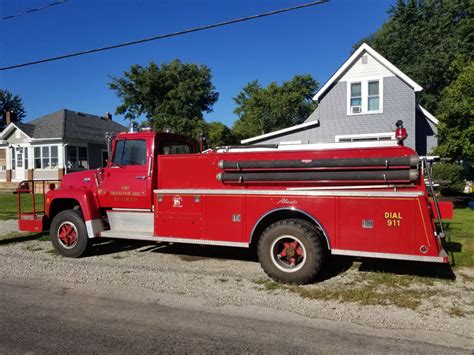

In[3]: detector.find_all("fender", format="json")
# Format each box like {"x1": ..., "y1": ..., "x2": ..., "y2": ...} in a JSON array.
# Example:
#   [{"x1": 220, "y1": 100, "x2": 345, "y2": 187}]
[
  {"x1": 47, "y1": 189, "x2": 104, "y2": 238},
  {"x1": 249, "y1": 207, "x2": 332, "y2": 250}
]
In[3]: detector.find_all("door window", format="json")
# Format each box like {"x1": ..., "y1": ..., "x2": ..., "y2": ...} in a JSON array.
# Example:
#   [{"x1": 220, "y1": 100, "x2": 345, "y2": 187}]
[{"x1": 112, "y1": 140, "x2": 147, "y2": 166}]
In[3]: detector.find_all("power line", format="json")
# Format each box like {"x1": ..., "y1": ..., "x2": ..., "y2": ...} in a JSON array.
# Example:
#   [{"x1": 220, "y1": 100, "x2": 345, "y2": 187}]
[
  {"x1": 1, "y1": 0, "x2": 67, "y2": 21},
  {"x1": 0, "y1": 0, "x2": 329, "y2": 72}
]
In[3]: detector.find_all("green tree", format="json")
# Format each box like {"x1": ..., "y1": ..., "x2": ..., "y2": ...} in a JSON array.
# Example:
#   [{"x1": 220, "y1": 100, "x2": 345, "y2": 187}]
[
  {"x1": 205, "y1": 121, "x2": 237, "y2": 148},
  {"x1": 109, "y1": 60, "x2": 219, "y2": 138},
  {"x1": 354, "y1": 0, "x2": 473, "y2": 113},
  {"x1": 232, "y1": 75, "x2": 319, "y2": 140},
  {"x1": 434, "y1": 61, "x2": 474, "y2": 160},
  {"x1": 0, "y1": 89, "x2": 26, "y2": 130}
]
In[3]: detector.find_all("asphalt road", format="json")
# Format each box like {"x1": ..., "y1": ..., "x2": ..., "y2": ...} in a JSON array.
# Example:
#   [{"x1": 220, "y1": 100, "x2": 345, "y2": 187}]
[{"x1": 0, "y1": 278, "x2": 470, "y2": 354}]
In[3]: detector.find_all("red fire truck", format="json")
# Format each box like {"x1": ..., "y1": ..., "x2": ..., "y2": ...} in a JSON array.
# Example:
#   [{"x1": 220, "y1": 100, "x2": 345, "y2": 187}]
[{"x1": 18, "y1": 123, "x2": 452, "y2": 284}]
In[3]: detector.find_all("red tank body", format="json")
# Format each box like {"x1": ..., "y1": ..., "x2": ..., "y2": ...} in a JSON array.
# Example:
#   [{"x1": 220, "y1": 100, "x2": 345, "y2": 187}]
[{"x1": 17, "y1": 129, "x2": 452, "y2": 284}]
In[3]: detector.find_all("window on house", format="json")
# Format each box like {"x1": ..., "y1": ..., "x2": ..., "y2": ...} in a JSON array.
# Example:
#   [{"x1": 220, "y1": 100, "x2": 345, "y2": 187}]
[
  {"x1": 350, "y1": 83, "x2": 362, "y2": 113},
  {"x1": 12, "y1": 148, "x2": 16, "y2": 170},
  {"x1": 0, "y1": 150, "x2": 5, "y2": 171},
  {"x1": 112, "y1": 140, "x2": 146, "y2": 166},
  {"x1": 348, "y1": 79, "x2": 382, "y2": 114},
  {"x1": 34, "y1": 145, "x2": 59, "y2": 169},
  {"x1": 67, "y1": 146, "x2": 88, "y2": 170},
  {"x1": 368, "y1": 81, "x2": 380, "y2": 111}
]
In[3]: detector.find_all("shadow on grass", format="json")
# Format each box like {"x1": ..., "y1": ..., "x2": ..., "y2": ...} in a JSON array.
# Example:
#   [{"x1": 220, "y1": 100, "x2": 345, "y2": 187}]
[
  {"x1": 358, "y1": 258, "x2": 456, "y2": 280},
  {"x1": 0, "y1": 232, "x2": 48, "y2": 245}
]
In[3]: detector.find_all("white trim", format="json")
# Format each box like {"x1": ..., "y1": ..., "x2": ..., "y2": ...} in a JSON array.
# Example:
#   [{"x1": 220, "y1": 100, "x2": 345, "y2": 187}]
[
  {"x1": 154, "y1": 189, "x2": 424, "y2": 198},
  {"x1": 85, "y1": 219, "x2": 105, "y2": 238},
  {"x1": 0, "y1": 122, "x2": 32, "y2": 140},
  {"x1": 417, "y1": 104, "x2": 439, "y2": 125},
  {"x1": 314, "y1": 43, "x2": 423, "y2": 102},
  {"x1": 335, "y1": 132, "x2": 395, "y2": 142},
  {"x1": 241, "y1": 120, "x2": 319, "y2": 144},
  {"x1": 220, "y1": 140, "x2": 397, "y2": 153},
  {"x1": 331, "y1": 249, "x2": 448, "y2": 263}
]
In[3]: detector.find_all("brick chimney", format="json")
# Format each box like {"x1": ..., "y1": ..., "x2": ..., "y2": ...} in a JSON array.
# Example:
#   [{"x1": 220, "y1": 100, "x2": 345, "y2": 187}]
[
  {"x1": 5, "y1": 111, "x2": 16, "y2": 126},
  {"x1": 104, "y1": 112, "x2": 112, "y2": 121}
]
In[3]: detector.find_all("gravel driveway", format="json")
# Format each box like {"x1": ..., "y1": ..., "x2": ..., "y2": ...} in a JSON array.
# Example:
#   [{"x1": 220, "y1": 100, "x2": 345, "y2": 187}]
[{"x1": 0, "y1": 220, "x2": 472, "y2": 350}]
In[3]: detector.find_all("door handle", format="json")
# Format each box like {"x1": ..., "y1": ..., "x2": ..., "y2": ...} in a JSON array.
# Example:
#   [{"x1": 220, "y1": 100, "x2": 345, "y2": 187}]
[{"x1": 136, "y1": 176, "x2": 146, "y2": 180}]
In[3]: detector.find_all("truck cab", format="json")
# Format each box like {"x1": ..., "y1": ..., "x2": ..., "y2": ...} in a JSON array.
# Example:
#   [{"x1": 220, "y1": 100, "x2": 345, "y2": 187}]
[{"x1": 97, "y1": 130, "x2": 198, "y2": 210}]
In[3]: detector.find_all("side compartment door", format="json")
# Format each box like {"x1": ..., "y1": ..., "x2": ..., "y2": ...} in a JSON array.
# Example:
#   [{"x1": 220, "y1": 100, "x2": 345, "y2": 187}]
[
  {"x1": 204, "y1": 195, "x2": 243, "y2": 242},
  {"x1": 155, "y1": 193, "x2": 204, "y2": 239},
  {"x1": 338, "y1": 198, "x2": 375, "y2": 251}
]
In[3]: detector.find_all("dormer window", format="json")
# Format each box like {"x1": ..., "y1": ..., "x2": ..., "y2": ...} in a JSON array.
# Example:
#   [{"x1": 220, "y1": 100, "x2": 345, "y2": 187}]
[{"x1": 347, "y1": 78, "x2": 383, "y2": 115}]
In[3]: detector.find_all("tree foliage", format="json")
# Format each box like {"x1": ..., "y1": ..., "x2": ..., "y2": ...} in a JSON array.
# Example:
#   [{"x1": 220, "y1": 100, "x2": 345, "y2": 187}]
[
  {"x1": 355, "y1": 0, "x2": 473, "y2": 113},
  {"x1": 0, "y1": 89, "x2": 26, "y2": 130},
  {"x1": 232, "y1": 75, "x2": 319, "y2": 139},
  {"x1": 434, "y1": 61, "x2": 474, "y2": 160},
  {"x1": 205, "y1": 121, "x2": 238, "y2": 148},
  {"x1": 109, "y1": 60, "x2": 219, "y2": 138}
]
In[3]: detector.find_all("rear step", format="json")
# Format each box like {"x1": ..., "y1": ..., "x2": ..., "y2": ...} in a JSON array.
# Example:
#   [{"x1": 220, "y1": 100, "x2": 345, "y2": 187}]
[{"x1": 18, "y1": 215, "x2": 44, "y2": 232}]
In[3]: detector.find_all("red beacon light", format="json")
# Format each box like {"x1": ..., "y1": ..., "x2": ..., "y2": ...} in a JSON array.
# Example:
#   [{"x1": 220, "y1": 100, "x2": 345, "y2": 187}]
[{"x1": 395, "y1": 120, "x2": 408, "y2": 146}]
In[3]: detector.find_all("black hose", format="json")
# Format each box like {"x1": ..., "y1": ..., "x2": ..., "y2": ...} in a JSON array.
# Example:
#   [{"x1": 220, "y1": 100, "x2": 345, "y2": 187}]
[
  {"x1": 218, "y1": 156, "x2": 419, "y2": 171},
  {"x1": 217, "y1": 169, "x2": 419, "y2": 183}
]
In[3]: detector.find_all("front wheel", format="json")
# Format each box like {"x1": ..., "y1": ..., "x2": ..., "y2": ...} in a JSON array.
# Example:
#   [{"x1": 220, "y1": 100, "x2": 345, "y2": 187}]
[
  {"x1": 257, "y1": 219, "x2": 324, "y2": 284},
  {"x1": 50, "y1": 210, "x2": 90, "y2": 258}
]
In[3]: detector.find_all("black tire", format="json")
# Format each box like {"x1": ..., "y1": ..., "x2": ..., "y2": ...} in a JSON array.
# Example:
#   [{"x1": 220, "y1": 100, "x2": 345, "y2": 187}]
[
  {"x1": 50, "y1": 210, "x2": 90, "y2": 258},
  {"x1": 257, "y1": 219, "x2": 324, "y2": 285}
]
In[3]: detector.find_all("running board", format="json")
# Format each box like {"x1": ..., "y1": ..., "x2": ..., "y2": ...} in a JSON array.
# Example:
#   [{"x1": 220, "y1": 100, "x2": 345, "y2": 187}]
[
  {"x1": 100, "y1": 230, "x2": 155, "y2": 241},
  {"x1": 99, "y1": 230, "x2": 248, "y2": 248}
]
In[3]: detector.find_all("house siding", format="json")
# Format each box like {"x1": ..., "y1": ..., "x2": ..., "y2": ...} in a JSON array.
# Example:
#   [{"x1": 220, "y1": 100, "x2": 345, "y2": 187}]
[
  {"x1": 340, "y1": 52, "x2": 393, "y2": 82},
  {"x1": 415, "y1": 109, "x2": 437, "y2": 155},
  {"x1": 257, "y1": 76, "x2": 416, "y2": 148},
  {"x1": 5, "y1": 128, "x2": 29, "y2": 144}
]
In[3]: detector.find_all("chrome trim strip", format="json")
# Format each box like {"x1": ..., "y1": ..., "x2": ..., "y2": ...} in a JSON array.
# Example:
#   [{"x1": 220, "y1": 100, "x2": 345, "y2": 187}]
[
  {"x1": 100, "y1": 230, "x2": 155, "y2": 241},
  {"x1": 99, "y1": 231, "x2": 249, "y2": 248},
  {"x1": 331, "y1": 249, "x2": 448, "y2": 263},
  {"x1": 154, "y1": 189, "x2": 424, "y2": 198},
  {"x1": 248, "y1": 207, "x2": 331, "y2": 250},
  {"x1": 156, "y1": 237, "x2": 248, "y2": 248}
]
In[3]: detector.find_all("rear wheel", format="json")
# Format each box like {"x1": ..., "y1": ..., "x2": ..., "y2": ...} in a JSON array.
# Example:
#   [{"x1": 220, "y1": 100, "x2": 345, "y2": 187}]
[
  {"x1": 50, "y1": 210, "x2": 90, "y2": 258},
  {"x1": 257, "y1": 219, "x2": 324, "y2": 284}
]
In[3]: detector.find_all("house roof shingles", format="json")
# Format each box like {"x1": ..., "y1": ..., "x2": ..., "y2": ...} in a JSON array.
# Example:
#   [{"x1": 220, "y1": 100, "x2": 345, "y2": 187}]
[{"x1": 16, "y1": 109, "x2": 126, "y2": 143}]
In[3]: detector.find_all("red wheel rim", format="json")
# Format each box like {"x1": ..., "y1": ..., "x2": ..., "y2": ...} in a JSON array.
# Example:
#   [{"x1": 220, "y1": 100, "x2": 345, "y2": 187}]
[
  {"x1": 57, "y1": 222, "x2": 78, "y2": 249},
  {"x1": 271, "y1": 236, "x2": 306, "y2": 272}
]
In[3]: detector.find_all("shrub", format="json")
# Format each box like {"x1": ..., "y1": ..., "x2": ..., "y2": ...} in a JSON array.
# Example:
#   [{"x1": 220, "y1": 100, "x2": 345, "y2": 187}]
[{"x1": 431, "y1": 163, "x2": 465, "y2": 195}]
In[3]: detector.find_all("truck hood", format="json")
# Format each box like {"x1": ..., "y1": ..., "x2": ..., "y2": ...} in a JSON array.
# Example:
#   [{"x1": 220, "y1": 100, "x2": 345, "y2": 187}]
[{"x1": 61, "y1": 170, "x2": 97, "y2": 190}]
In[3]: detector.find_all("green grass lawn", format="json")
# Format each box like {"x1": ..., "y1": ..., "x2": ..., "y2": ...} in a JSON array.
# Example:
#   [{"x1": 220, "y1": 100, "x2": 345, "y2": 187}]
[
  {"x1": 444, "y1": 208, "x2": 474, "y2": 267},
  {"x1": 0, "y1": 192, "x2": 45, "y2": 220}
]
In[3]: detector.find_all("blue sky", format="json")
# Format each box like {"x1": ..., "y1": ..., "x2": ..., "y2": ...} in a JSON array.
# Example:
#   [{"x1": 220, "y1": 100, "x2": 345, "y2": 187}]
[{"x1": 0, "y1": 0, "x2": 395, "y2": 128}]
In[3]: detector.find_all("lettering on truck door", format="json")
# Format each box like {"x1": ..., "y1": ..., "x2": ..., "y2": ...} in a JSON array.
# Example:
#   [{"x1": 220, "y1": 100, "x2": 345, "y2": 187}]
[{"x1": 99, "y1": 138, "x2": 152, "y2": 209}]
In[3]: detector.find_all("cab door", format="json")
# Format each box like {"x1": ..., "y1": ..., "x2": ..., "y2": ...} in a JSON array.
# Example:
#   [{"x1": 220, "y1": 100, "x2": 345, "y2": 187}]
[{"x1": 99, "y1": 138, "x2": 153, "y2": 209}]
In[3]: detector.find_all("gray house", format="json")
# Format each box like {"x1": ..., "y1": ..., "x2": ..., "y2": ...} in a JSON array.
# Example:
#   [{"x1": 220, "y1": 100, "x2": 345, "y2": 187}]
[
  {"x1": 0, "y1": 109, "x2": 126, "y2": 182},
  {"x1": 242, "y1": 43, "x2": 438, "y2": 155}
]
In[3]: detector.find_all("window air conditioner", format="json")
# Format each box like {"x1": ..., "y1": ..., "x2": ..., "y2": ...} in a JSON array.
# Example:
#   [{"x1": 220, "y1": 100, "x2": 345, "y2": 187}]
[{"x1": 352, "y1": 106, "x2": 362, "y2": 114}]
